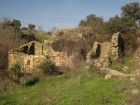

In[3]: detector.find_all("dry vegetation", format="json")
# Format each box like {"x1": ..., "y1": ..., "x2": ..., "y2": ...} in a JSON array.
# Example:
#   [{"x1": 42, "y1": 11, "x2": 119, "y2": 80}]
[{"x1": 0, "y1": 2, "x2": 140, "y2": 105}]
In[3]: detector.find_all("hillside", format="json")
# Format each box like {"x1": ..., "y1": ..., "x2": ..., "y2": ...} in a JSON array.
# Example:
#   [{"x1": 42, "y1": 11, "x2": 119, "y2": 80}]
[{"x1": 0, "y1": 2, "x2": 140, "y2": 105}]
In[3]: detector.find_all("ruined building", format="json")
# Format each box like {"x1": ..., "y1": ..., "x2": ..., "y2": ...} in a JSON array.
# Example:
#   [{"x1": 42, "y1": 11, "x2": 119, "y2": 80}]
[
  {"x1": 8, "y1": 31, "x2": 124, "y2": 73},
  {"x1": 86, "y1": 32, "x2": 124, "y2": 68},
  {"x1": 8, "y1": 41, "x2": 76, "y2": 73}
]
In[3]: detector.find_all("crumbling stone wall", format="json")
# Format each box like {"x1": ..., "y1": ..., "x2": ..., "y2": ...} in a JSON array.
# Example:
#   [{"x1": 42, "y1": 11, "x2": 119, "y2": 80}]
[
  {"x1": 8, "y1": 41, "x2": 46, "y2": 73},
  {"x1": 8, "y1": 40, "x2": 74, "y2": 73},
  {"x1": 8, "y1": 32, "x2": 124, "y2": 73},
  {"x1": 86, "y1": 32, "x2": 124, "y2": 68}
]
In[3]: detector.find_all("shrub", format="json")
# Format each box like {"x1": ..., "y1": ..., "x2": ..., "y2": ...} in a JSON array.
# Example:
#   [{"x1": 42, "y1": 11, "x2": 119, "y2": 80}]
[
  {"x1": 0, "y1": 18, "x2": 27, "y2": 70},
  {"x1": 0, "y1": 71, "x2": 18, "y2": 93},
  {"x1": 38, "y1": 59, "x2": 62, "y2": 75}
]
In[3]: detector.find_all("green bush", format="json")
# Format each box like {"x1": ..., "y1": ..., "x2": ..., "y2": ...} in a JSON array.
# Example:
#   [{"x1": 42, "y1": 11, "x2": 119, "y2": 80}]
[
  {"x1": 38, "y1": 59, "x2": 62, "y2": 75},
  {"x1": 0, "y1": 71, "x2": 18, "y2": 93}
]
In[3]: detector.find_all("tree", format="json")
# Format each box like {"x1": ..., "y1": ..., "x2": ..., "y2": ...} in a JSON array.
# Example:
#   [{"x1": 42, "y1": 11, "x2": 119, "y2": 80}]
[
  {"x1": 0, "y1": 18, "x2": 21, "y2": 29},
  {"x1": 0, "y1": 17, "x2": 13, "y2": 28},
  {"x1": 121, "y1": 2, "x2": 140, "y2": 27},
  {"x1": 0, "y1": 18, "x2": 24, "y2": 70},
  {"x1": 12, "y1": 19, "x2": 21, "y2": 28},
  {"x1": 106, "y1": 15, "x2": 135, "y2": 34},
  {"x1": 79, "y1": 14, "x2": 105, "y2": 35},
  {"x1": 28, "y1": 24, "x2": 35, "y2": 30},
  {"x1": 79, "y1": 20, "x2": 86, "y2": 26}
]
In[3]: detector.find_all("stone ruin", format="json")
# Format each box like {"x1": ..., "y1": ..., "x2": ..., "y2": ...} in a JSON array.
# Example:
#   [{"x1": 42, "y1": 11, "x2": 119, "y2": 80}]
[
  {"x1": 8, "y1": 41, "x2": 76, "y2": 73},
  {"x1": 8, "y1": 31, "x2": 124, "y2": 73},
  {"x1": 86, "y1": 32, "x2": 124, "y2": 68}
]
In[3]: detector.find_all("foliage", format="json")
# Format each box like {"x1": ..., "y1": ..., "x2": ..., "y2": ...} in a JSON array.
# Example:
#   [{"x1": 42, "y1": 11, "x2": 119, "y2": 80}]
[
  {"x1": 79, "y1": 14, "x2": 105, "y2": 35},
  {"x1": 121, "y1": 2, "x2": 140, "y2": 27},
  {"x1": 0, "y1": 18, "x2": 27, "y2": 70},
  {"x1": 21, "y1": 29, "x2": 49, "y2": 42},
  {"x1": 12, "y1": 19, "x2": 21, "y2": 28},
  {"x1": 0, "y1": 71, "x2": 18, "y2": 93},
  {"x1": 34, "y1": 32, "x2": 50, "y2": 42},
  {"x1": 38, "y1": 59, "x2": 61, "y2": 75},
  {"x1": 106, "y1": 15, "x2": 135, "y2": 34},
  {"x1": 0, "y1": 18, "x2": 21, "y2": 29},
  {"x1": 28, "y1": 24, "x2": 35, "y2": 30},
  {"x1": 106, "y1": 2, "x2": 140, "y2": 34},
  {"x1": 79, "y1": 2, "x2": 140, "y2": 35}
]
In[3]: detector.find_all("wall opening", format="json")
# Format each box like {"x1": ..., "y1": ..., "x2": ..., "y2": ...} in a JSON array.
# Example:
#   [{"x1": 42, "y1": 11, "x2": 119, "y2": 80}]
[
  {"x1": 28, "y1": 43, "x2": 35, "y2": 55},
  {"x1": 27, "y1": 60, "x2": 30, "y2": 65}
]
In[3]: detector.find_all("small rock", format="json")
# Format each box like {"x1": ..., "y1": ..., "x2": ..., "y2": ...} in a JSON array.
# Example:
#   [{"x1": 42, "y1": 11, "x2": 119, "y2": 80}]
[
  {"x1": 122, "y1": 66, "x2": 128, "y2": 72},
  {"x1": 129, "y1": 77, "x2": 136, "y2": 82},
  {"x1": 131, "y1": 89, "x2": 139, "y2": 95},
  {"x1": 85, "y1": 66, "x2": 90, "y2": 69},
  {"x1": 105, "y1": 74, "x2": 112, "y2": 80}
]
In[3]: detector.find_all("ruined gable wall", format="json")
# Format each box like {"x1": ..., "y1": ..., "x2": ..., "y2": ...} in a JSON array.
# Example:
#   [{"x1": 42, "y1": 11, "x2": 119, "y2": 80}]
[
  {"x1": 86, "y1": 32, "x2": 124, "y2": 68},
  {"x1": 8, "y1": 41, "x2": 46, "y2": 73}
]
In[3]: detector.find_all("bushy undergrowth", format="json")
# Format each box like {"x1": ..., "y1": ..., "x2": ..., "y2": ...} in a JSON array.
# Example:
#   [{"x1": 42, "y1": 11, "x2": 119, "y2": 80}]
[
  {"x1": 0, "y1": 71, "x2": 18, "y2": 93},
  {"x1": 38, "y1": 59, "x2": 62, "y2": 75}
]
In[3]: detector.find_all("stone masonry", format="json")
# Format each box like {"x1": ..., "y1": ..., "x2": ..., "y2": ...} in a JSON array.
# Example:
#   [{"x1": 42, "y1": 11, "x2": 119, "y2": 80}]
[
  {"x1": 8, "y1": 41, "x2": 74, "y2": 73},
  {"x1": 8, "y1": 32, "x2": 124, "y2": 73},
  {"x1": 86, "y1": 32, "x2": 124, "y2": 68}
]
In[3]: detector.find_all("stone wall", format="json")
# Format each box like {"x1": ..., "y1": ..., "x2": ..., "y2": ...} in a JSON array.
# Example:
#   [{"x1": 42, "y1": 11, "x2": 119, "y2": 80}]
[
  {"x1": 86, "y1": 32, "x2": 124, "y2": 68},
  {"x1": 8, "y1": 40, "x2": 74, "y2": 73},
  {"x1": 8, "y1": 32, "x2": 124, "y2": 73},
  {"x1": 8, "y1": 41, "x2": 46, "y2": 73}
]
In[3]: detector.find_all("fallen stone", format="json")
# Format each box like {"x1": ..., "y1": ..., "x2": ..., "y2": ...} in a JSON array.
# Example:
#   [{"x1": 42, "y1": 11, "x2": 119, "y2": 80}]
[
  {"x1": 105, "y1": 74, "x2": 112, "y2": 80},
  {"x1": 131, "y1": 89, "x2": 140, "y2": 95}
]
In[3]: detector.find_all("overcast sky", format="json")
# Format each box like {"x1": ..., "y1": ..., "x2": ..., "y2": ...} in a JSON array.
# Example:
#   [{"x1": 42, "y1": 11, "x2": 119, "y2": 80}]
[{"x1": 0, "y1": 0, "x2": 139, "y2": 31}]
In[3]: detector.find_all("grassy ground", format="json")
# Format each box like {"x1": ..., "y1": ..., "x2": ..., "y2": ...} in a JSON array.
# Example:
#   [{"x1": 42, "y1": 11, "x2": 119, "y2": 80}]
[
  {"x1": 0, "y1": 72, "x2": 133, "y2": 105},
  {"x1": 111, "y1": 57, "x2": 136, "y2": 73}
]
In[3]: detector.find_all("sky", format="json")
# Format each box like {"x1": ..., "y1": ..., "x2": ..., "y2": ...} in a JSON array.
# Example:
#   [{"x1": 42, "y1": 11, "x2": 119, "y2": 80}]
[{"x1": 0, "y1": 0, "x2": 139, "y2": 31}]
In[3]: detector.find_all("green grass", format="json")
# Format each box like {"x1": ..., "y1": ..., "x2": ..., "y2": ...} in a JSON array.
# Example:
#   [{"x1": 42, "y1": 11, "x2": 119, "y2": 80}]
[
  {"x1": 111, "y1": 57, "x2": 136, "y2": 73},
  {"x1": 21, "y1": 29, "x2": 50, "y2": 42},
  {"x1": 35, "y1": 32, "x2": 50, "y2": 42},
  {"x1": 0, "y1": 72, "x2": 132, "y2": 105}
]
